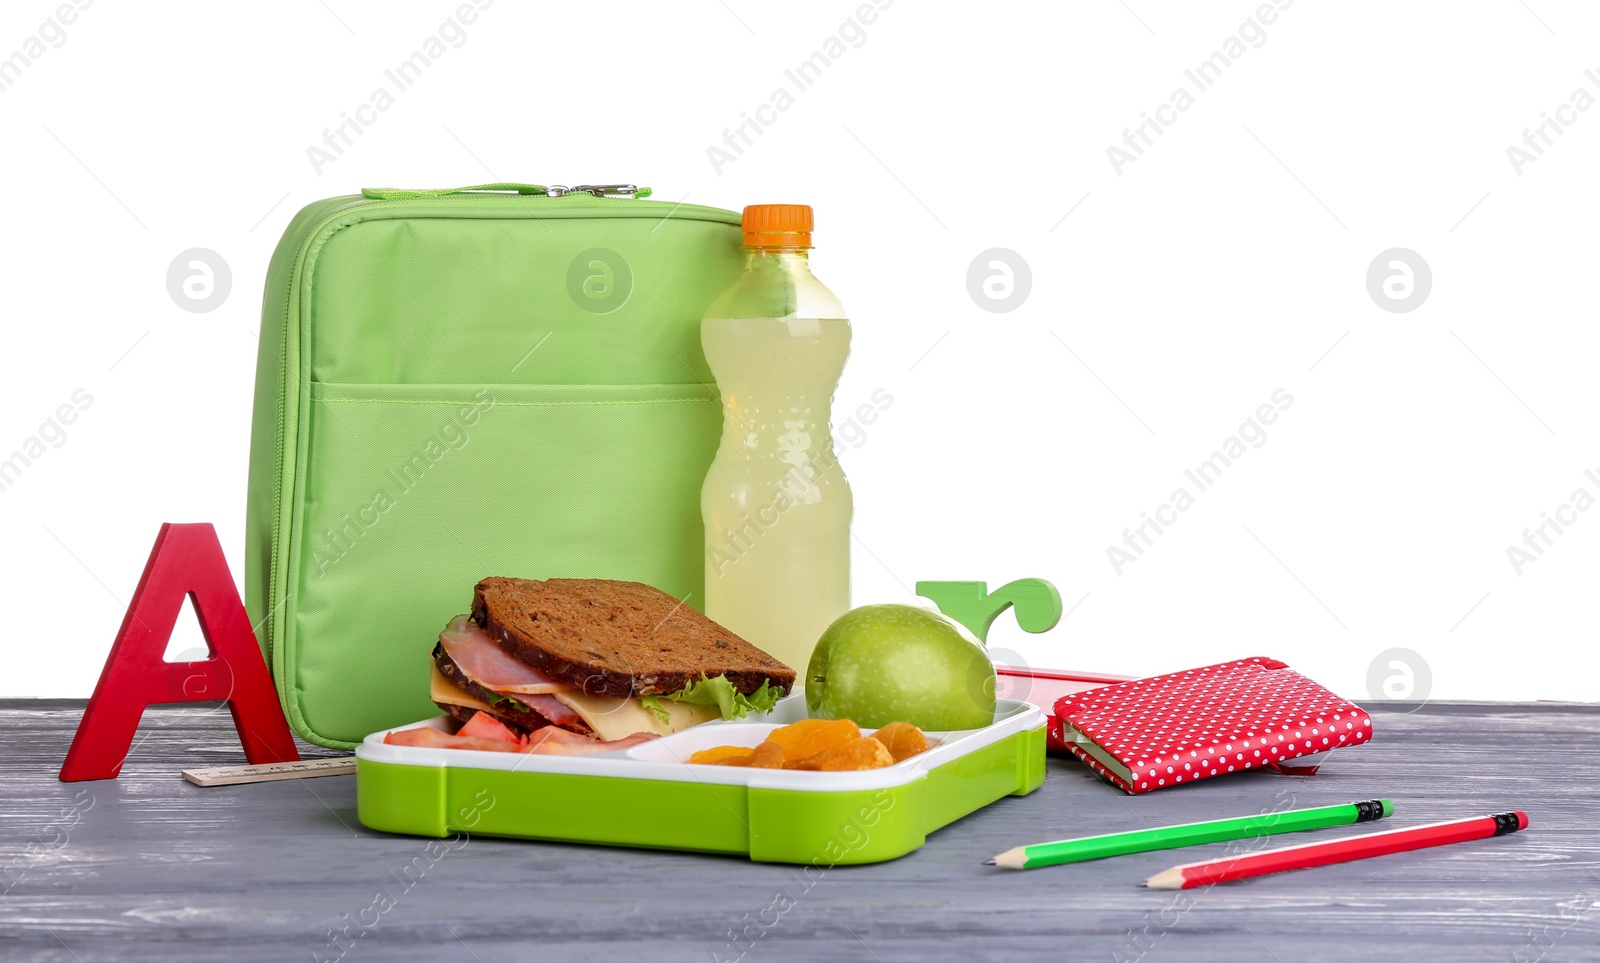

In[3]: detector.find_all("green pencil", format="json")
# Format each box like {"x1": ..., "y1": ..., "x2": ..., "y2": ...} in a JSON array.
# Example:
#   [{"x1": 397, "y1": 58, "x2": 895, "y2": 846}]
[{"x1": 986, "y1": 799, "x2": 1393, "y2": 870}]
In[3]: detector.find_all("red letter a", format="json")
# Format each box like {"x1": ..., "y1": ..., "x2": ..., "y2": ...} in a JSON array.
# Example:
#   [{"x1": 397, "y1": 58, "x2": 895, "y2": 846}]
[{"x1": 59, "y1": 523, "x2": 299, "y2": 781}]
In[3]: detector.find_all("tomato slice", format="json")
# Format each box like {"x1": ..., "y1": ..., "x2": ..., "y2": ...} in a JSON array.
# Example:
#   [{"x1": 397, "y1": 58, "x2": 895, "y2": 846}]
[{"x1": 457, "y1": 711, "x2": 522, "y2": 745}]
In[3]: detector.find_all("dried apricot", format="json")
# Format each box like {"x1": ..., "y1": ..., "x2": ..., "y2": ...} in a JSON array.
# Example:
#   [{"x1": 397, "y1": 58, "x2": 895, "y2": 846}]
[
  {"x1": 689, "y1": 744, "x2": 751, "y2": 765},
  {"x1": 870, "y1": 722, "x2": 932, "y2": 762},
  {"x1": 767, "y1": 718, "x2": 861, "y2": 763},
  {"x1": 745, "y1": 741, "x2": 785, "y2": 769},
  {"x1": 793, "y1": 736, "x2": 895, "y2": 771}
]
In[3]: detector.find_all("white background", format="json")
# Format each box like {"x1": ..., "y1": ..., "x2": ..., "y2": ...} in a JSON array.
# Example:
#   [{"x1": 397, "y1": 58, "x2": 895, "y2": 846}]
[{"x1": 1, "y1": 0, "x2": 1595, "y2": 702}]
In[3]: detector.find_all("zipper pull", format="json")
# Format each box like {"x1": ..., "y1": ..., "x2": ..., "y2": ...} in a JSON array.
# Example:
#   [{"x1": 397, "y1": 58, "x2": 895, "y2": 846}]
[{"x1": 554, "y1": 184, "x2": 652, "y2": 198}]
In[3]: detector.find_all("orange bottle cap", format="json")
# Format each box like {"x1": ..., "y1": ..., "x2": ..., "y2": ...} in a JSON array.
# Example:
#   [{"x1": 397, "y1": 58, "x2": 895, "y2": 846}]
[{"x1": 742, "y1": 204, "x2": 813, "y2": 248}]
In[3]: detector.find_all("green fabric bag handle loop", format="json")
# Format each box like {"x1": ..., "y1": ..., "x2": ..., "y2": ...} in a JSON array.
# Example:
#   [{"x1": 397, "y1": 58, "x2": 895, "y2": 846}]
[{"x1": 361, "y1": 183, "x2": 653, "y2": 200}]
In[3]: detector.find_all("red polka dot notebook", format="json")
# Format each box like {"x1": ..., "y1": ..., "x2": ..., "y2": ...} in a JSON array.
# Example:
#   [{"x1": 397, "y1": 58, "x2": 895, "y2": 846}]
[{"x1": 1051, "y1": 657, "x2": 1374, "y2": 794}]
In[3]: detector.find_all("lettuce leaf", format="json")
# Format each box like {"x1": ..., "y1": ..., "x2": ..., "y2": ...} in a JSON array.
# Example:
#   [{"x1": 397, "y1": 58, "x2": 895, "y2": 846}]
[
  {"x1": 483, "y1": 691, "x2": 530, "y2": 713},
  {"x1": 638, "y1": 694, "x2": 672, "y2": 725},
  {"x1": 640, "y1": 674, "x2": 782, "y2": 724}
]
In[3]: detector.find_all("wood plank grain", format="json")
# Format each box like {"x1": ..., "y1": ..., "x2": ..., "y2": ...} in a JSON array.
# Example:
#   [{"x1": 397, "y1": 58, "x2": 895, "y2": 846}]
[{"x1": 1, "y1": 700, "x2": 1597, "y2": 962}]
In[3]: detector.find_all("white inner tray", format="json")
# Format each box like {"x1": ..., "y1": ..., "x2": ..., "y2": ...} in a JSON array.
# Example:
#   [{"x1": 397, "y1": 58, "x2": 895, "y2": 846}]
[{"x1": 356, "y1": 693, "x2": 1044, "y2": 793}]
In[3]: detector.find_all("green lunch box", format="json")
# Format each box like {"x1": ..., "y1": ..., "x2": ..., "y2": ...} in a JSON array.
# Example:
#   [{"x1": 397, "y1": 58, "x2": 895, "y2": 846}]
[
  {"x1": 356, "y1": 697, "x2": 1047, "y2": 864},
  {"x1": 244, "y1": 184, "x2": 746, "y2": 749}
]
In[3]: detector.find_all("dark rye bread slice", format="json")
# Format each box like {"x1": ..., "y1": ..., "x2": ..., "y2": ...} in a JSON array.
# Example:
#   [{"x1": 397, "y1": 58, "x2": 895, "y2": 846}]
[
  {"x1": 437, "y1": 701, "x2": 542, "y2": 737},
  {"x1": 470, "y1": 577, "x2": 795, "y2": 700}
]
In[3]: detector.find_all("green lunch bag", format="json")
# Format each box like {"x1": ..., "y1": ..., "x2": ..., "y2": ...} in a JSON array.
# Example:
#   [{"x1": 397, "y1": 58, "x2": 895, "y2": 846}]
[{"x1": 244, "y1": 183, "x2": 745, "y2": 748}]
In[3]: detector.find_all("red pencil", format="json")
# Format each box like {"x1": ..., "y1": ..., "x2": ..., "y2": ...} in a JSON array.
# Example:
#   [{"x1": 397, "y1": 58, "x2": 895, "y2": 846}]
[{"x1": 1144, "y1": 811, "x2": 1528, "y2": 889}]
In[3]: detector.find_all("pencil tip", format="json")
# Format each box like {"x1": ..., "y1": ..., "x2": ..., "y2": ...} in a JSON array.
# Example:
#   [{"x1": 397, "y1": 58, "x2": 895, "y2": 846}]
[{"x1": 983, "y1": 858, "x2": 996, "y2": 865}]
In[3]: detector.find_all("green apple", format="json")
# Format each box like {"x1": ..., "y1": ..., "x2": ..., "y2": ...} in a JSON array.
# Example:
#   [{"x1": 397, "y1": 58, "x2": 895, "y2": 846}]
[{"x1": 805, "y1": 604, "x2": 996, "y2": 730}]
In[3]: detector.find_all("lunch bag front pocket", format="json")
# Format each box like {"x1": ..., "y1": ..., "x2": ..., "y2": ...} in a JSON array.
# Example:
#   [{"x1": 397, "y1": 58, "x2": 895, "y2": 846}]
[{"x1": 283, "y1": 381, "x2": 720, "y2": 746}]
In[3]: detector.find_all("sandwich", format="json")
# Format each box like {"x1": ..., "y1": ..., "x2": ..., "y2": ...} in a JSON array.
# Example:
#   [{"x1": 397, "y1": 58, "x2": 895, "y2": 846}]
[{"x1": 426, "y1": 577, "x2": 796, "y2": 743}]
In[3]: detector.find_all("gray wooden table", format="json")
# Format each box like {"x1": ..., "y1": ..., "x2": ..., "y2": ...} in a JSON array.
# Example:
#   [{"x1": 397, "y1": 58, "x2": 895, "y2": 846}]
[{"x1": 3, "y1": 700, "x2": 1598, "y2": 962}]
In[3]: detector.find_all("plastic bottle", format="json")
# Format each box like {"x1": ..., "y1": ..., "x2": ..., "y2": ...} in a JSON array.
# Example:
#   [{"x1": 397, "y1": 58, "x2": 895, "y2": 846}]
[{"x1": 701, "y1": 204, "x2": 852, "y2": 673}]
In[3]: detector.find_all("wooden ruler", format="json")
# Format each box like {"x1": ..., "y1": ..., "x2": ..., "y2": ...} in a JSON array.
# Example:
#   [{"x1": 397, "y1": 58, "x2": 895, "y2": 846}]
[{"x1": 181, "y1": 756, "x2": 356, "y2": 787}]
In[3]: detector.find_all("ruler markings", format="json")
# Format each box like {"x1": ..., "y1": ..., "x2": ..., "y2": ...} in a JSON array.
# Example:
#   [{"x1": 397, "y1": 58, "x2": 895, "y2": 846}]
[{"x1": 182, "y1": 757, "x2": 356, "y2": 787}]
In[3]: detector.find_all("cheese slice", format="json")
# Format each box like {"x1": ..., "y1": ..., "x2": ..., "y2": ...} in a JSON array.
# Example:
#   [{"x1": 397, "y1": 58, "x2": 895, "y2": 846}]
[
  {"x1": 429, "y1": 662, "x2": 495, "y2": 712},
  {"x1": 551, "y1": 690, "x2": 720, "y2": 741},
  {"x1": 433, "y1": 657, "x2": 719, "y2": 740}
]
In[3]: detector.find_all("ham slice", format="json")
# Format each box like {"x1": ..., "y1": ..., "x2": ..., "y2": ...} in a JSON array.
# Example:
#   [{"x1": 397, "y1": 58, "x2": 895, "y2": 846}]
[
  {"x1": 434, "y1": 618, "x2": 587, "y2": 732},
  {"x1": 515, "y1": 693, "x2": 585, "y2": 730},
  {"x1": 438, "y1": 615, "x2": 567, "y2": 693}
]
